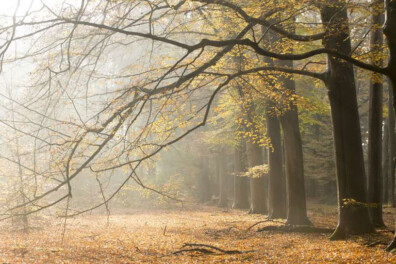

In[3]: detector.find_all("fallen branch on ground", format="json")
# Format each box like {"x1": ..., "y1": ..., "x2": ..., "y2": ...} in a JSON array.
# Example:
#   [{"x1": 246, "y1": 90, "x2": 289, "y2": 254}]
[
  {"x1": 173, "y1": 248, "x2": 215, "y2": 255},
  {"x1": 363, "y1": 241, "x2": 388, "y2": 247},
  {"x1": 172, "y1": 243, "x2": 255, "y2": 255}
]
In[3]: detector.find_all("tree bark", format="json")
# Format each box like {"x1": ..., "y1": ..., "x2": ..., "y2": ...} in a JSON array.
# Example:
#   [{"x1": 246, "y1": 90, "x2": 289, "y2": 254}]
[
  {"x1": 274, "y1": 59, "x2": 310, "y2": 225},
  {"x1": 383, "y1": 120, "x2": 389, "y2": 204},
  {"x1": 262, "y1": 14, "x2": 310, "y2": 224},
  {"x1": 384, "y1": 2, "x2": 396, "y2": 207},
  {"x1": 266, "y1": 108, "x2": 287, "y2": 219},
  {"x1": 246, "y1": 139, "x2": 268, "y2": 214},
  {"x1": 384, "y1": 1, "x2": 396, "y2": 250},
  {"x1": 388, "y1": 80, "x2": 396, "y2": 206},
  {"x1": 367, "y1": 1, "x2": 385, "y2": 227},
  {"x1": 320, "y1": 1, "x2": 374, "y2": 239},
  {"x1": 232, "y1": 140, "x2": 250, "y2": 209},
  {"x1": 384, "y1": 0, "x2": 396, "y2": 112},
  {"x1": 235, "y1": 75, "x2": 267, "y2": 214}
]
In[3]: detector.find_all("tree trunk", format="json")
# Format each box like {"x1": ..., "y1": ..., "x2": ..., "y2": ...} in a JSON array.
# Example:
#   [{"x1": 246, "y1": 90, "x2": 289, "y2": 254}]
[
  {"x1": 274, "y1": 59, "x2": 310, "y2": 225},
  {"x1": 232, "y1": 140, "x2": 250, "y2": 209},
  {"x1": 320, "y1": 1, "x2": 373, "y2": 239},
  {"x1": 198, "y1": 155, "x2": 212, "y2": 203},
  {"x1": 387, "y1": 82, "x2": 396, "y2": 252},
  {"x1": 385, "y1": 1, "x2": 396, "y2": 249},
  {"x1": 218, "y1": 149, "x2": 228, "y2": 207},
  {"x1": 367, "y1": 81, "x2": 385, "y2": 227},
  {"x1": 389, "y1": 80, "x2": 396, "y2": 206},
  {"x1": 367, "y1": 1, "x2": 385, "y2": 227},
  {"x1": 384, "y1": 0, "x2": 396, "y2": 206},
  {"x1": 384, "y1": 0, "x2": 396, "y2": 112},
  {"x1": 213, "y1": 154, "x2": 220, "y2": 198},
  {"x1": 263, "y1": 148, "x2": 269, "y2": 164},
  {"x1": 246, "y1": 140, "x2": 267, "y2": 214},
  {"x1": 235, "y1": 80, "x2": 267, "y2": 213},
  {"x1": 386, "y1": 81, "x2": 396, "y2": 251},
  {"x1": 266, "y1": 108, "x2": 287, "y2": 219},
  {"x1": 383, "y1": 120, "x2": 389, "y2": 204}
]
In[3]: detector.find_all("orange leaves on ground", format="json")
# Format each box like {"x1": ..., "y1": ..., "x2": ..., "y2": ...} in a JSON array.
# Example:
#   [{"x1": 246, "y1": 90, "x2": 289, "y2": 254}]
[{"x1": 0, "y1": 205, "x2": 395, "y2": 263}]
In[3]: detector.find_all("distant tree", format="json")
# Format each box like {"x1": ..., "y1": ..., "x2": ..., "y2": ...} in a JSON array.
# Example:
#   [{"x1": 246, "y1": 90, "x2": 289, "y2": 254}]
[{"x1": 232, "y1": 138, "x2": 250, "y2": 209}]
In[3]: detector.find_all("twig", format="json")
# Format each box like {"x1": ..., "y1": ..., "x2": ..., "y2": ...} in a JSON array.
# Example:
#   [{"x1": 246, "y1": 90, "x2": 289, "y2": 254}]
[
  {"x1": 173, "y1": 248, "x2": 214, "y2": 255},
  {"x1": 172, "y1": 243, "x2": 255, "y2": 255}
]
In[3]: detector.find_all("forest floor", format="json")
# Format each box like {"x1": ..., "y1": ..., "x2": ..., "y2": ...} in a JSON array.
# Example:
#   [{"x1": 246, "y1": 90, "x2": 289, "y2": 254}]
[{"x1": 0, "y1": 204, "x2": 396, "y2": 263}]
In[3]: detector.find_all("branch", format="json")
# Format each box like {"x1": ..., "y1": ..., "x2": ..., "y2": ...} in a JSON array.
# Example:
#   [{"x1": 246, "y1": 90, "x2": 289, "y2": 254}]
[
  {"x1": 192, "y1": 0, "x2": 325, "y2": 41},
  {"x1": 59, "y1": 18, "x2": 388, "y2": 75}
]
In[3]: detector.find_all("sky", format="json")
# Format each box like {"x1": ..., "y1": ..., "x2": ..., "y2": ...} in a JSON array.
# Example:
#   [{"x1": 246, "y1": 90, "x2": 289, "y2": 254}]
[{"x1": 0, "y1": 0, "x2": 37, "y2": 16}]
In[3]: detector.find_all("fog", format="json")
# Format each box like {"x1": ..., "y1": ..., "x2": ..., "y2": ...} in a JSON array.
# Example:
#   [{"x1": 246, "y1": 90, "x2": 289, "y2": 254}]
[{"x1": 0, "y1": 0, "x2": 395, "y2": 262}]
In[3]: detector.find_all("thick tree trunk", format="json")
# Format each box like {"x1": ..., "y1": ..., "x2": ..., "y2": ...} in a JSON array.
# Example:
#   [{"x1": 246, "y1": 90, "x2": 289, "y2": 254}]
[
  {"x1": 389, "y1": 81, "x2": 396, "y2": 206},
  {"x1": 275, "y1": 59, "x2": 310, "y2": 225},
  {"x1": 367, "y1": 82, "x2": 385, "y2": 226},
  {"x1": 367, "y1": 2, "x2": 385, "y2": 227},
  {"x1": 320, "y1": 1, "x2": 373, "y2": 239},
  {"x1": 386, "y1": 0, "x2": 396, "y2": 112},
  {"x1": 266, "y1": 109, "x2": 287, "y2": 219},
  {"x1": 384, "y1": 1, "x2": 396, "y2": 250},
  {"x1": 384, "y1": 0, "x2": 396, "y2": 111},
  {"x1": 262, "y1": 15, "x2": 309, "y2": 224},
  {"x1": 232, "y1": 141, "x2": 250, "y2": 209},
  {"x1": 247, "y1": 140, "x2": 268, "y2": 214},
  {"x1": 384, "y1": 1, "x2": 396, "y2": 205},
  {"x1": 218, "y1": 149, "x2": 228, "y2": 208}
]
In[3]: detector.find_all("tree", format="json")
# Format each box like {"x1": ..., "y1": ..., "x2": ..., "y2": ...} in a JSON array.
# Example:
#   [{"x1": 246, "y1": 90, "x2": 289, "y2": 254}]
[
  {"x1": 367, "y1": 0, "x2": 386, "y2": 227},
  {"x1": 319, "y1": 1, "x2": 373, "y2": 239},
  {"x1": 232, "y1": 139, "x2": 250, "y2": 209},
  {"x1": 276, "y1": 59, "x2": 310, "y2": 225},
  {"x1": 217, "y1": 147, "x2": 228, "y2": 207},
  {"x1": 266, "y1": 106, "x2": 286, "y2": 219},
  {"x1": 198, "y1": 154, "x2": 212, "y2": 203},
  {"x1": 246, "y1": 138, "x2": 267, "y2": 214},
  {"x1": 383, "y1": 119, "x2": 390, "y2": 203}
]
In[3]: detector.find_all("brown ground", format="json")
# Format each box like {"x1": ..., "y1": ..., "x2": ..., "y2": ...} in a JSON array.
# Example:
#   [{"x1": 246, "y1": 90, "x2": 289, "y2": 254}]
[{"x1": 0, "y1": 204, "x2": 395, "y2": 263}]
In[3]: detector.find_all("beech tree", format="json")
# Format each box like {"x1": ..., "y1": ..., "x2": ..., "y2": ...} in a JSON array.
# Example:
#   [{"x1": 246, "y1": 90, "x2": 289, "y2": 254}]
[
  {"x1": 367, "y1": 0, "x2": 386, "y2": 228},
  {"x1": 232, "y1": 139, "x2": 250, "y2": 209}
]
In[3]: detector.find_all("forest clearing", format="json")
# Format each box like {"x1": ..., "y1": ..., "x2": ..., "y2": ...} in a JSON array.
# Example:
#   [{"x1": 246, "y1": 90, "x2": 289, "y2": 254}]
[{"x1": 1, "y1": 204, "x2": 396, "y2": 263}]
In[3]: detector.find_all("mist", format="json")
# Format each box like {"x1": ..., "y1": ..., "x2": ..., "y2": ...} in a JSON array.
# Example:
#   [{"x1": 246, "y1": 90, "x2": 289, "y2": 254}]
[{"x1": 0, "y1": 0, "x2": 395, "y2": 263}]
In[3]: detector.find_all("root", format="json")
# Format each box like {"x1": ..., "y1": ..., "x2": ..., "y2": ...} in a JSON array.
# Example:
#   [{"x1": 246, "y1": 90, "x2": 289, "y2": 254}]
[
  {"x1": 257, "y1": 225, "x2": 333, "y2": 234},
  {"x1": 386, "y1": 237, "x2": 396, "y2": 252},
  {"x1": 329, "y1": 226, "x2": 346, "y2": 241},
  {"x1": 373, "y1": 222, "x2": 387, "y2": 229},
  {"x1": 246, "y1": 219, "x2": 285, "y2": 231},
  {"x1": 329, "y1": 223, "x2": 375, "y2": 241},
  {"x1": 286, "y1": 217, "x2": 312, "y2": 227}
]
